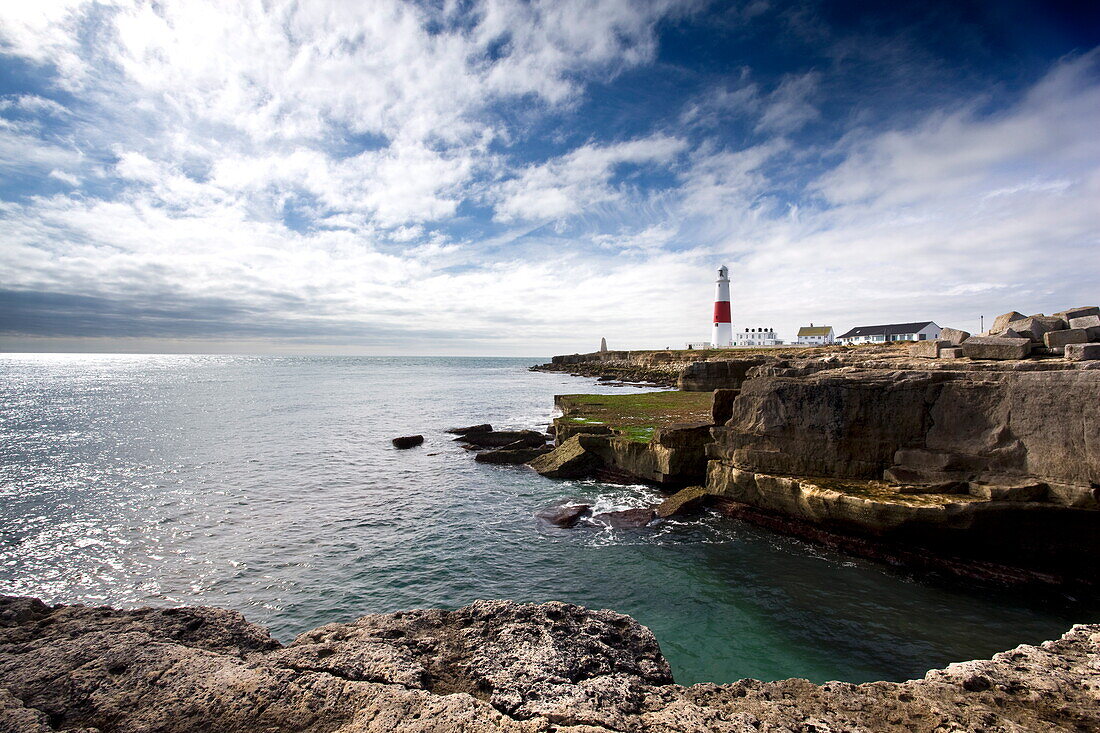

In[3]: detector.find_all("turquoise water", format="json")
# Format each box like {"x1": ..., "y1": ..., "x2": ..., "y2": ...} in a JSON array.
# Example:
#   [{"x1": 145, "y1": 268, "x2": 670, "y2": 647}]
[{"x1": 0, "y1": 354, "x2": 1094, "y2": 685}]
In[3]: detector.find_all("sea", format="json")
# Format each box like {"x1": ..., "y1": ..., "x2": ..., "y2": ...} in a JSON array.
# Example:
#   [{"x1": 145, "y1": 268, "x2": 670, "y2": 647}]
[{"x1": 0, "y1": 354, "x2": 1094, "y2": 685}]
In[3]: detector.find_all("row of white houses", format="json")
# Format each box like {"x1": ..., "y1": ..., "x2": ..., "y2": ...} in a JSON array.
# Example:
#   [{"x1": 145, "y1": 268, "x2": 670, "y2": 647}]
[
  {"x1": 794, "y1": 321, "x2": 943, "y2": 345},
  {"x1": 689, "y1": 321, "x2": 943, "y2": 349}
]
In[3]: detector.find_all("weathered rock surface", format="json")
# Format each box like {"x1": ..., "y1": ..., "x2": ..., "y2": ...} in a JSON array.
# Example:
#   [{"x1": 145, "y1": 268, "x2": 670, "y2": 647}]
[
  {"x1": 961, "y1": 336, "x2": 1032, "y2": 359},
  {"x1": 656, "y1": 486, "x2": 710, "y2": 518},
  {"x1": 2, "y1": 595, "x2": 1098, "y2": 732},
  {"x1": 446, "y1": 423, "x2": 493, "y2": 435},
  {"x1": 534, "y1": 503, "x2": 592, "y2": 528},
  {"x1": 459, "y1": 430, "x2": 547, "y2": 449},
  {"x1": 592, "y1": 507, "x2": 657, "y2": 528},
  {"x1": 1065, "y1": 343, "x2": 1100, "y2": 361},
  {"x1": 528, "y1": 435, "x2": 606, "y2": 479},
  {"x1": 475, "y1": 446, "x2": 553, "y2": 464}
]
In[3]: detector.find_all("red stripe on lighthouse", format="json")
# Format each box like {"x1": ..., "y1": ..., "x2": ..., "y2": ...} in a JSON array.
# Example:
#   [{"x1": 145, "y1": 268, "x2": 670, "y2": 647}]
[{"x1": 713, "y1": 301, "x2": 731, "y2": 323}]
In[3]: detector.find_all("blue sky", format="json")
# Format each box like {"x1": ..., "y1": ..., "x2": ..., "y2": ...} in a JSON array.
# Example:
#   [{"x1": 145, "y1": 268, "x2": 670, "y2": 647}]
[{"x1": 1, "y1": 0, "x2": 1098, "y2": 354}]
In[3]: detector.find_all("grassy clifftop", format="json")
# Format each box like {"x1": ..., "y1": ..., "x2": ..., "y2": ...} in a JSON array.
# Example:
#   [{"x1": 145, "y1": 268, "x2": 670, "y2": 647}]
[{"x1": 555, "y1": 391, "x2": 713, "y2": 442}]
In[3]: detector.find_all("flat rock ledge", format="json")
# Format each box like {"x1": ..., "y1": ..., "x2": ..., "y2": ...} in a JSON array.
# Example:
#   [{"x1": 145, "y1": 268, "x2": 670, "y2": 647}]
[{"x1": 1, "y1": 596, "x2": 1097, "y2": 732}]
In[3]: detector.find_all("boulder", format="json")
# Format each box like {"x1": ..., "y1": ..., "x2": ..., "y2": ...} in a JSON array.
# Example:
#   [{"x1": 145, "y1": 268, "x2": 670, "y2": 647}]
[
  {"x1": 534, "y1": 503, "x2": 592, "y2": 527},
  {"x1": 991, "y1": 311, "x2": 1027, "y2": 333},
  {"x1": 940, "y1": 347, "x2": 964, "y2": 359},
  {"x1": 391, "y1": 435, "x2": 424, "y2": 449},
  {"x1": 593, "y1": 507, "x2": 656, "y2": 528},
  {"x1": 1043, "y1": 328, "x2": 1088, "y2": 352},
  {"x1": 445, "y1": 423, "x2": 492, "y2": 435},
  {"x1": 474, "y1": 446, "x2": 553, "y2": 464},
  {"x1": 1069, "y1": 314, "x2": 1100, "y2": 331},
  {"x1": 1057, "y1": 306, "x2": 1100, "y2": 321},
  {"x1": 528, "y1": 435, "x2": 605, "y2": 479},
  {"x1": 1006, "y1": 316, "x2": 1061, "y2": 343},
  {"x1": 909, "y1": 339, "x2": 949, "y2": 358},
  {"x1": 940, "y1": 327, "x2": 971, "y2": 345},
  {"x1": 960, "y1": 336, "x2": 1031, "y2": 360},
  {"x1": 968, "y1": 482, "x2": 1048, "y2": 502},
  {"x1": 459, "y1": 430, "x2": 547, "y2": 448},
  {"x1": 655, "y1": 486, "x2": 710, "y2": 518},
  {"x1": 711, "y1": 388, "x2": 740, "y2": 426},
  {"x1": 1065, "y1": 343, "x2": 1100, "y2": 361}
]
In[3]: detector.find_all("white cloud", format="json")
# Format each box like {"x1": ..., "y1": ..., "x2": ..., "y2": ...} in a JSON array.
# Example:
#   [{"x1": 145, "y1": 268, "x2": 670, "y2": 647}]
[
  {"x1": 755, "y1": 71, "x2": 821, "y2": 133},
  {"x1": 493, "y1": 135, "x2": 687, "y2": 221}
]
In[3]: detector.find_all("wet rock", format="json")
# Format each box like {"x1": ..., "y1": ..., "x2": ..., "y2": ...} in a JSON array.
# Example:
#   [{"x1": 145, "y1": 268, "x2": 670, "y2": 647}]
[
  {"x1": 593, "y1": 508, "x2": 656, "y2": 528},
  {"x1": 446, "y1": 423, "x2": 493, "y2": 435},
  {"x1": 534, "y1": 503, "x2": 592, "y2": 527},
  {"x1": 392, "y1": 435, "x2": 424, "y2": 449},
  {"x1": 459, "y1": 430, "x2": 547, "y2": 449},
  {"x1": 474, "y1": 446, "x2": 553, "y2": 464},
  {"x1": 528, "y1": 435, "x2": 605, "y2": 479},
  {"x1": 656, "y1": 486, "x2": 710, "y2": 517}
]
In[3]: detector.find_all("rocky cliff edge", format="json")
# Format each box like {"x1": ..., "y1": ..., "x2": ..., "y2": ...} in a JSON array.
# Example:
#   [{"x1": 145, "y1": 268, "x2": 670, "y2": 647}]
[{"x1": 1, "y1": 595, "x2": 1098, "y2": 732}]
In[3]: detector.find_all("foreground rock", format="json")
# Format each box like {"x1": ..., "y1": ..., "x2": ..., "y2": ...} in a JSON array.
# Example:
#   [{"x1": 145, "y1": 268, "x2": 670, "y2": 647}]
[
  {"x1": 391, "y1": 435, "x2": 424, "y2": 449},
  {"x1": 656, "y1": 486, "x2": 711, "y2": 518},
  {"x1": 1, "y1": 595, "x2": 1098, "y2": 732}
]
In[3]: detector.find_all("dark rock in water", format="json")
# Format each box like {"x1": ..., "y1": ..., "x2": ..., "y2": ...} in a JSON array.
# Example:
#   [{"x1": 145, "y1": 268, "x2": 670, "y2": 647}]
[
  {"x1": 445, "y1": 423, "x2": 492, "y2": 435},
  {"x1": 475, "y1": 446, "x2": 553, "y2": 464},
  {"x1": 594, "y1": 507, "x2": 656, "y2": 528},
  {"x1": 534, "y1": 503, "x2": 592, "y2": 527},
  {"x1": 458, "y1": 429, "x2": 547, "y2": 449},
  {"x1": 656, "y1": 486, "x2": 710, "y2": 517},
  {"x1": 391, "y1": 435, "x2": 424, "y2": 449}
]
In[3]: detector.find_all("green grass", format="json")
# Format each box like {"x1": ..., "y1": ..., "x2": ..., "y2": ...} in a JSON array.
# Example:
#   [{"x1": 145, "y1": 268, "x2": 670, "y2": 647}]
[{"x1": 556, "y1": 391, "x2": 713, "y2": 443}]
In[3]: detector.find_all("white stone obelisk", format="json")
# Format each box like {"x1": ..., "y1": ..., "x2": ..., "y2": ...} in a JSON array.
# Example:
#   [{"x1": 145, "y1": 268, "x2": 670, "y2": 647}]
[{"x1": 711, "y1": 265, "x2": 732, "y2": 347}]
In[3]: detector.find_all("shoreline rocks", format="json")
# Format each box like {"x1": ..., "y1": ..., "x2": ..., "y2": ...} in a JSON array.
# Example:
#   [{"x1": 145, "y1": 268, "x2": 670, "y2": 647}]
[
  {"x1": 2, "y1": 595, "x2": 1097, "y2": 732},
  {"x1": 392, "y1": 435, "x2": 425, "y2": 449}
]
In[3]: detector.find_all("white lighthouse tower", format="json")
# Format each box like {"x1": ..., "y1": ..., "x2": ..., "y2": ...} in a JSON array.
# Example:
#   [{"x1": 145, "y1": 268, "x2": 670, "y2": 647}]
[{"x1": 711, "y1": 265, "x2": 732, "y2": 347}]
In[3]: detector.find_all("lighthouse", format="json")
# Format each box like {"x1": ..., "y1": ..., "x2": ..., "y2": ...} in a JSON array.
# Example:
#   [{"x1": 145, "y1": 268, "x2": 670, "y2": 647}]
[{"x1": 712, "y1": 265, "x2": 732, "y2": 347}]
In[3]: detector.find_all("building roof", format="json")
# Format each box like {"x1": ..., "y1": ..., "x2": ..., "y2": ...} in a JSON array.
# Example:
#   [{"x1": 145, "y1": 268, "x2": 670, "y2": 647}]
[
  {"x1": 797, "y1": 326, "x2": 833, "y2": 337},
  {"x1": 837, "y1": 322, "x2": 936, "y2": 339}
]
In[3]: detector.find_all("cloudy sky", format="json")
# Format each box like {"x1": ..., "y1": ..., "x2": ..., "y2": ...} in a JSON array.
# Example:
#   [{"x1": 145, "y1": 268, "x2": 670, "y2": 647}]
[{"x1": 1, "y1": 1, "x2": 1098, "y2": 355}]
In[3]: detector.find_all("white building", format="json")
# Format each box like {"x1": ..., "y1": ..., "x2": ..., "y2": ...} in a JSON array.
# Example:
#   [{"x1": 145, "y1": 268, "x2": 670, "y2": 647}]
[
  {"x1": 734, "y1": 327, "x2": 780, "y2": 346},
  {"x1": 836, "y1": 321, "x2": 941, "y2": 345},
  {"x1": 797, "y1": 325, "x2": 835, "y2": 345}
]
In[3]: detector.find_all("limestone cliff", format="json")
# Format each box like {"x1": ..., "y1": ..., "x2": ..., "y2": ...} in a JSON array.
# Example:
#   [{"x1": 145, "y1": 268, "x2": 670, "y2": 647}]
[{"x1": 1, "y1": 595, "x2": 1097, "y2": 732}]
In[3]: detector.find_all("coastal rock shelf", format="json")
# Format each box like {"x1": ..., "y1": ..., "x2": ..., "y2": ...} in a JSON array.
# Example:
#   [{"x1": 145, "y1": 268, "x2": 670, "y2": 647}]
[
  {"x1": 2, "y1": 595, "x2": 1097, "y2": 732},
  {"x1": 529, "y1": 338, "x2": 1100, "y2": 585}
]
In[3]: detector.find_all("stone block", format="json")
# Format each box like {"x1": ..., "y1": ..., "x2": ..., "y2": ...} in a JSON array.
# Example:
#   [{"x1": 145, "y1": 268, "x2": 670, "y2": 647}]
[
  {"x1": 1064, "y1": 343, "x2": 1100, "y2": 361},
  {"x1": 1043, "y1": 328, "x2": 1088, "y2": 352},
  {"x1": 1069, "y1": 314, "x2": 1100, "y2": 330},
  {"x1": 968, "y1": 482, "x2": 1048, "y2": 502},
  {"x1": 1006, "y1": 317, "x2": 1061, "y2": 343},
  {"x1": 1057, "y1": 306, "x2": 1099, "y2": 321},
  {"x1": 940, "y1": 327, "x2": 970, "y2": 345},
  {"x1": 939, "y1": 347, "x2": 964, "y2": 359},
  {"x1": 908, "y1": 339, "x2": 949, "y2": 358},
  {"x1": 991, "y1": 311, "x2": 1026, "y2": 333},
  {"x1": 960, "y1": 336, "x2": 1031, "y2": 360}
]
